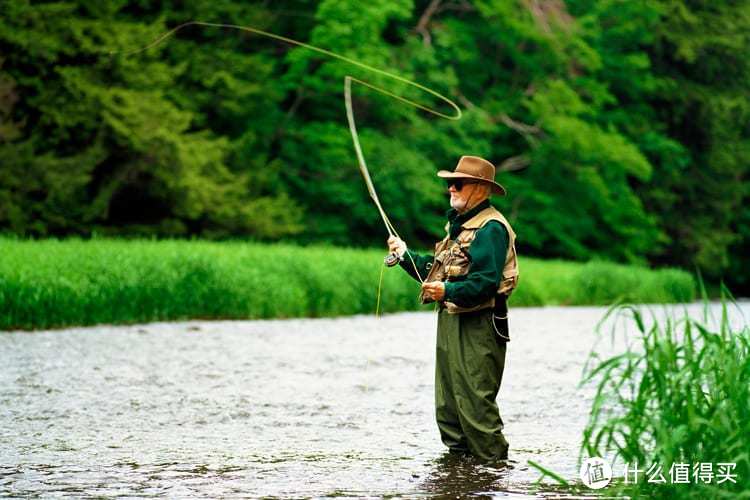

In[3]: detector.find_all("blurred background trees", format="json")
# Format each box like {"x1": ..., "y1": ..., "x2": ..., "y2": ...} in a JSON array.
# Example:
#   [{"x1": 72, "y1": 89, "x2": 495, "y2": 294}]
[{"x1": 1, "y1": 0, "x2": 748, "y2": 292}]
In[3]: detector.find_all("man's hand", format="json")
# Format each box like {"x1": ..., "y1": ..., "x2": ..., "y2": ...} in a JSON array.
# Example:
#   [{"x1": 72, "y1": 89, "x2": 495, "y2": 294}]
[
  {"x1": 421, "y1": 281, "x2": 445, "y2": 301},
  {"x1": 387, "y1": 236, "x2": 407, "y2": 258}
]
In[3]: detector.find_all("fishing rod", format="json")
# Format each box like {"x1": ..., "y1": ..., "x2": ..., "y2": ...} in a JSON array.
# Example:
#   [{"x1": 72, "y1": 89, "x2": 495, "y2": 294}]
[{"x1": 343, "y1": 76, "x2": 400, "y2": 268}]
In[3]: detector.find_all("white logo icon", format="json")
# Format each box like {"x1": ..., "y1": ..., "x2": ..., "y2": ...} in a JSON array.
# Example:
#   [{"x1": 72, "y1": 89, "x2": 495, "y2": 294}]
[{"x1": 580, "y1": 457, "x2": 612, "y2": 489}]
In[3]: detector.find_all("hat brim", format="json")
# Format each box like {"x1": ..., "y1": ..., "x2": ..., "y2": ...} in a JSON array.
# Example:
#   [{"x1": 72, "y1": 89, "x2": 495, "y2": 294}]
[{"x1": 437, "y1": 170, "x2": 507, "y2": 196}]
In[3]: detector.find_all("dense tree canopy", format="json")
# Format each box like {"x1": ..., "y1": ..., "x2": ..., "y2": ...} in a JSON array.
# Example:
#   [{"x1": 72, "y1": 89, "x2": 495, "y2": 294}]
[{"x1": 1, "y1": 0, "x2": 748, "y2": 292}]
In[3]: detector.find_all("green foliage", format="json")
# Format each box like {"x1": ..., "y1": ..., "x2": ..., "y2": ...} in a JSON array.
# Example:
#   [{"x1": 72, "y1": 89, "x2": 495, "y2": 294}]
[
  {"x1": 0, "y1": 0, "x2": 748, "y2": 290},
  {"x1": 581, "y1": 299, "x2": 750, "y2": 498},
  {"x1": 0, "y1": 238, "x2": 694, "y2": 330},
  {"x1": 510, "y1": 258, "x2": 695, "y2": 306},
  {"x1": 638, "y1": 0, "x2": 750, "y2": 288},
  {"x1": 0, "y1": 0, "x2": 301, "y2": 238}
]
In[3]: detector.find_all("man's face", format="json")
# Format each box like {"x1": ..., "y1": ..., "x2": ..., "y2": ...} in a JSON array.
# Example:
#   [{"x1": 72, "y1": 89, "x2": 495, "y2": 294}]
[{"x1": 448, "y1": 180, "x2": 485, "y2": 212}]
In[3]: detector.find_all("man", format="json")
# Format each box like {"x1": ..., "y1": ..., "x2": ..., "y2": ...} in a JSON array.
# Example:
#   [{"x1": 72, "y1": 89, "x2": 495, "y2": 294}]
[{"x1": 387, "y1": 155, "x2": 518, "y2": 462}]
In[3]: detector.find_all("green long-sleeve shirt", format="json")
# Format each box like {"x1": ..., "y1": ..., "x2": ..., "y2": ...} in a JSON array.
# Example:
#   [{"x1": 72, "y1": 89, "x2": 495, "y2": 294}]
[{"x1": 400, "y1": 199, "x2": 509, "y2": 307}]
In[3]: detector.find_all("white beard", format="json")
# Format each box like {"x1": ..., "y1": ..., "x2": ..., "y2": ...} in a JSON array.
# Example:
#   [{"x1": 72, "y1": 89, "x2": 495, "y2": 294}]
[{"x1": 450, "y1": 196, "x2": 467, "y2": 211}]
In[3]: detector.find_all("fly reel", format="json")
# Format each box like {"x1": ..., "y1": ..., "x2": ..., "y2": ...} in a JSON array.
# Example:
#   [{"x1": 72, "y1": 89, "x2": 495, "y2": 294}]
[{"x1": 384, "y1": 252, "x2": 401, "y2": 267}]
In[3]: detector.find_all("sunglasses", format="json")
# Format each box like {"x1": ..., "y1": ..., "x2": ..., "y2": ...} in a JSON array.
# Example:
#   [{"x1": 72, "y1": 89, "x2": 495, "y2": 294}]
[{"x1": 445, "y1": 179, "x2": 479, "y2": 191}]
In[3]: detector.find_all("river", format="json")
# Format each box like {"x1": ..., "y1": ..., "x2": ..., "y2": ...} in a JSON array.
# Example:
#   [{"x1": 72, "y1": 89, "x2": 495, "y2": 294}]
[{"x1": 2, "y1": 302, "x2": 747, "y2": 498}]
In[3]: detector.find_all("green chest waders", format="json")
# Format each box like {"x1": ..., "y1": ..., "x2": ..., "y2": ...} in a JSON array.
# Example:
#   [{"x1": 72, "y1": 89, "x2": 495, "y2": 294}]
[{"x1": 434, "y1": 295, "x2": 510, "y2": 461}]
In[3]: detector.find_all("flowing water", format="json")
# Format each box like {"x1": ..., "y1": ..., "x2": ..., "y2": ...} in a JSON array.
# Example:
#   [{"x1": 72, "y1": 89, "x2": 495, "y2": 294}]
[{"x1": 2, "y1": 302, "x2": 748, "y2": 498}]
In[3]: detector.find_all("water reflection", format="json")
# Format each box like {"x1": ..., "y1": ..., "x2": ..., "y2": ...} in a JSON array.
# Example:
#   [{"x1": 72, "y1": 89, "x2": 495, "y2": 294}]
[{"x1": 421, "y1": 452, "x2": 511, "y2": 497}]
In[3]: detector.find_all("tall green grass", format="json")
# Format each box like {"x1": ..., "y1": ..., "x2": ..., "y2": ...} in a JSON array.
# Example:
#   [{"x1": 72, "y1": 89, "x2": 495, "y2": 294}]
[
  {"x1": 516, "y1": 259, "x2": 696, "y2": 306},
  {"x1": 581, "y1": 294, "x2": 750, "y2": 498},
  {"x1": 0, "y1": 238, "x2": 695, "y2": 330}
]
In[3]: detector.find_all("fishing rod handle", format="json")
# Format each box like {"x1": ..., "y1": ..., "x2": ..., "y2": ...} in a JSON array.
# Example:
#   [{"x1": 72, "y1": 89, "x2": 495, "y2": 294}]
[{"x1": 384, "y1": 252, "x2": 401, "y2": 267}]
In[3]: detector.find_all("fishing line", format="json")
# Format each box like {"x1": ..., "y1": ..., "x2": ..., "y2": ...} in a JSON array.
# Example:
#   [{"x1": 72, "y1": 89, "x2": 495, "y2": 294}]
[
  {"x1": 115, "y1": 20, "x2": 460, "y2": 397},
  {"x1": 375, "y1": 260, "x2": 386, "y2": 319},
  {"x1": 363, "y1": 260, "x2": 388, "y2": 393},
  {"x1": 115, "y1": 21, "x2": 454, "y2": 284}
]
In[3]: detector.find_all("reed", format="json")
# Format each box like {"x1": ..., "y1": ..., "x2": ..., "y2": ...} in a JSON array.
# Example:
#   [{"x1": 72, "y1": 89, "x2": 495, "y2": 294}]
[
  {"x1": 580, "y1": 292, "x2": 750, "y2": 497},
  {"x1": 0, "y1": 238, "x2": 695, "y2": 330}
]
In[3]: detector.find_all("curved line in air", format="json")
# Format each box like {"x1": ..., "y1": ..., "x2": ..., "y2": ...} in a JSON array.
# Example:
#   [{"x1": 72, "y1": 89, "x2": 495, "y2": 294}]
[
  {"x1": 115, "y1": 21, "x2": 461, "y2": 121},
  {"x1": 115, "y1": 20, "x2": 461, "y2": 247}
]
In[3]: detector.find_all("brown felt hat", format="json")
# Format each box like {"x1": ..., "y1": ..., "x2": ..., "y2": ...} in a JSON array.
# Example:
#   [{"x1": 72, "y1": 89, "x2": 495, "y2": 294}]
[{"x1": 437, "y1": 156, "x2": 506, "y2": 196}]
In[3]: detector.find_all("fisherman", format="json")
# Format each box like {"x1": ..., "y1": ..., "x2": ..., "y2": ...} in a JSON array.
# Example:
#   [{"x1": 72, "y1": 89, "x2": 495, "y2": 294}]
[{"x1": 387, "y1": 156, "x2": 518, "y2": 462}]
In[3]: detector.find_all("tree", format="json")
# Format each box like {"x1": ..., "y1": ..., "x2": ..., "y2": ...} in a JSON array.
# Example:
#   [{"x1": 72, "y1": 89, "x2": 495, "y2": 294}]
[{"x1": 0, "y1": 0, "x2": 302, "y2": 238}]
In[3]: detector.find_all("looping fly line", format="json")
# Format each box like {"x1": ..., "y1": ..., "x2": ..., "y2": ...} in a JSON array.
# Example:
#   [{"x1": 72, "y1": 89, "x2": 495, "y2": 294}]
[{"x1": 117, "y1": 20, "x2": 460, "y2": 282}]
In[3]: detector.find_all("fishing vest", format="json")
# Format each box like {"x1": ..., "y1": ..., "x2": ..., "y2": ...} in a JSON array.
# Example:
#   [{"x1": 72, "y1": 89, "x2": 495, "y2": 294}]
[{"x1": 420, "y1": 205, "x2": 519, "y2": 314}]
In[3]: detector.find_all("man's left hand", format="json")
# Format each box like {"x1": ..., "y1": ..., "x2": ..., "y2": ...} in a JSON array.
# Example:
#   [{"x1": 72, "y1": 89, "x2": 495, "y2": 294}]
[{"x1": 421, "y1": 281, "x2": 445, "y2": 301}]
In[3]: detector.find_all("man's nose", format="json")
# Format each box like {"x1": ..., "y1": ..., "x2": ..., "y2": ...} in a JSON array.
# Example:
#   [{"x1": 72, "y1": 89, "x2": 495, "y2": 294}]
[{"x1": 448, "y1": 184, "x2": 457, "y2": 193}]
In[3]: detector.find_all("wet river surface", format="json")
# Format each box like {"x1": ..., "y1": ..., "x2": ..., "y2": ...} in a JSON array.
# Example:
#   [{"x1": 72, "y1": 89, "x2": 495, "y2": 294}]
[{"x1": 2, "y1": 302, "x2": 748, "y2": 498}]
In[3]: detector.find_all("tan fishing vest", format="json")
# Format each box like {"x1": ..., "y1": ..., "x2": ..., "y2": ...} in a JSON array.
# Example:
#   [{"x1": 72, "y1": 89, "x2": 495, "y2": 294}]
[{"x1": 420, "y1": 206, "x2": 519, "y2": 314}]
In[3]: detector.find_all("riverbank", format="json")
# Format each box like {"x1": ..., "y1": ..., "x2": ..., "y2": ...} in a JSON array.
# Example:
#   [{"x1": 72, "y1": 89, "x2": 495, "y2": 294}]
[{"x1": 0, "y1": 238, "x2": 695, "y2": 330}]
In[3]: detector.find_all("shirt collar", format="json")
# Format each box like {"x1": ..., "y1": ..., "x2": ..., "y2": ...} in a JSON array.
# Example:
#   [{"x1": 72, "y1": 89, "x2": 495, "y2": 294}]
[{"x1": 448, "y1": 198, "x2": 491, "y2": 226}]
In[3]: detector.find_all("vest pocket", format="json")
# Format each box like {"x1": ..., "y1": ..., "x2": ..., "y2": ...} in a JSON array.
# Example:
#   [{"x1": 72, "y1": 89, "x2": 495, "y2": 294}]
[{"x1": 444, "y1": 264, "x2": 465, "y2": 279}]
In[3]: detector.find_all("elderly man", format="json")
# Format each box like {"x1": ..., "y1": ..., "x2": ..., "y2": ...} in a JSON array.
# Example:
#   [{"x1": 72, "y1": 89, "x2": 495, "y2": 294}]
[{"x1": 387, "y1": 156, "x2": 518, "y2": 462}]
